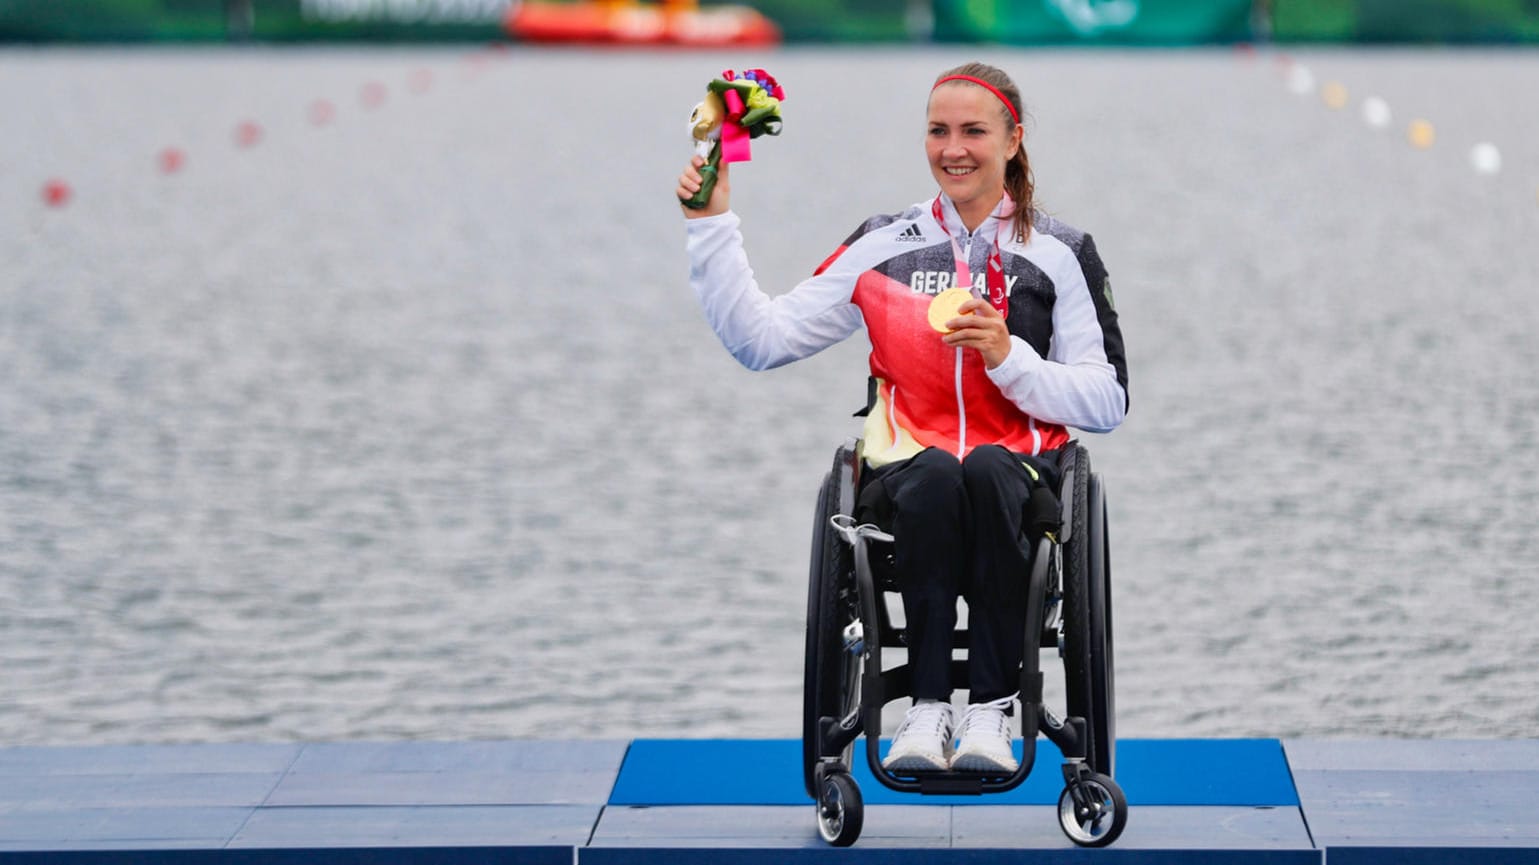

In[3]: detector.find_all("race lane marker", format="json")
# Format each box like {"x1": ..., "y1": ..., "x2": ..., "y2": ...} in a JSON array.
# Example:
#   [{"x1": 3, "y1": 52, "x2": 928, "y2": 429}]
[
  {"x1": 234, "y1": 121, "x2": 263, "y2": 148},
  {"x1": 309, "y1": 99, "x2": 337, "y2": 127},
  {"x1": 1362, "y1": 96, "x2": 1392, "y2": 129},
  {"x1": 360, "y1": 81, "x2": 387, "y2": 109},
  {"x1": 41, "y1": 178, "x2": 71, "y2": 207},
  {"x1": 1407, "y1": 119, "x2": 1436, "y2": 150},
  {"x1": 1322, "y1": 81, "x2": 1348, "y2": 110},
  {"x1": 1287, "y1": 64, "x2": 1316, "y2": 96},
  {"x1": 158, "y1": 147, "x2": 186, "y2": 174},
  {"x1": 1470, "y1": 142, "x2": 1501, "y2": 175}
]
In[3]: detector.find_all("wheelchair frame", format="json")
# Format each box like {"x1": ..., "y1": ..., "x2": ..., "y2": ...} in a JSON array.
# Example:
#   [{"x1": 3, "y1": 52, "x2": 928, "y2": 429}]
[{"x1": 802, "y1": 439, "x2": 1126, "y2": 847}]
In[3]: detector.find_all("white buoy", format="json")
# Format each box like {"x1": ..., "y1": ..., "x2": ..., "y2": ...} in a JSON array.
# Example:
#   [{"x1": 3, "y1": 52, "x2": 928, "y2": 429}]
[
  {"x1": 1470, "y1": 142, "x2": 1502, "y2": 175},
  {"x1": 1287, "y1": 65, "x2": 1315, "y2": 96},
  {"x1": 1362, "y1": 96, "x2": 1391, "y2": 129}
]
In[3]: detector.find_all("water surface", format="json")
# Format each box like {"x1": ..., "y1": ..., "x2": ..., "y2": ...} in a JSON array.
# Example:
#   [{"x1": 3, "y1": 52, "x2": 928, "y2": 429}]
[{"x1": 2, "y1": 46, "x2": 1537, "y2": 744}]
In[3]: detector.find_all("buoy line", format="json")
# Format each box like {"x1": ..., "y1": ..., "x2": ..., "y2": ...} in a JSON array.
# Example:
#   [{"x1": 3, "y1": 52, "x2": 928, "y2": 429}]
[
  {"x1": 1244, "y1": 47, "x2": 1520, "y2": 199},
  {"x1": 32, "y1": 49, "x2": 503, "y2": 210}
]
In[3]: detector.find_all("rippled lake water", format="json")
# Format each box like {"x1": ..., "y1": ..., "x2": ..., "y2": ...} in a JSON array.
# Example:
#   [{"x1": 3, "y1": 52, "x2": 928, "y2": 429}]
[{"x1": 2, "y1": 45, "x2": 1537, "y2": 745}]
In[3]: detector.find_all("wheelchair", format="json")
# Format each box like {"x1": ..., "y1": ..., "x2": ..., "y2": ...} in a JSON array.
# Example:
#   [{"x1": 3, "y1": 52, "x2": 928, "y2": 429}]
[{"x1": 802, "y1": 438, "x2": 1126, "y2": 847}]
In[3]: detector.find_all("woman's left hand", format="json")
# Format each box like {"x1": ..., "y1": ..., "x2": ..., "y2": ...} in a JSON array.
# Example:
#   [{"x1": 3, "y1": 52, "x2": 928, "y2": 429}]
[{"x1": 943, "y1": 298, "x2": 1012, "y2": 369}]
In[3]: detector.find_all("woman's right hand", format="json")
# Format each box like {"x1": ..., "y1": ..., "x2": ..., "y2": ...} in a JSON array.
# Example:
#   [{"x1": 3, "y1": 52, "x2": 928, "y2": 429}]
[{"x1": 677, "y1": 155, "x2": 730, "y2": 218}]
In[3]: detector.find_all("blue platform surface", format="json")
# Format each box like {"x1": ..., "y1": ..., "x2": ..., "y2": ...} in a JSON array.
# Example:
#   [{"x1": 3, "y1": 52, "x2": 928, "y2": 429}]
[
  {"x1": 0, "y1": 738, "x2": 1535, "y2": 863},
  {"x1": 609, "y1": 738, "x2": 1298, "y2": 806}
]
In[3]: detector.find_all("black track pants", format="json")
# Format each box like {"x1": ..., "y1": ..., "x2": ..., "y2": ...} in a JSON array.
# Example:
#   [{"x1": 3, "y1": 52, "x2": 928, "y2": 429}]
[{"x1": 860, "y1": 445, "x2": 1058, "y2": 704}]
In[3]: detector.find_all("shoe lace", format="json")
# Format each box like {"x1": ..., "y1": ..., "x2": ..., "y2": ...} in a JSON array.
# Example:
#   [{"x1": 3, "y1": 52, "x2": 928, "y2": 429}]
[
  {"x1": 959, "y1": 693, "x2": 1017, "y2": 741},
  {"x1": 896, "y1": 701, "x2": 954, "y2": 741}
]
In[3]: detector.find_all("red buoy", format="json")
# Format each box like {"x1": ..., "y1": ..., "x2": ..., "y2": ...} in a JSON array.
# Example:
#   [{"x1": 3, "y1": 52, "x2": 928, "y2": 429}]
[
  {"x1": 41, "y1": 178, "x2": 71, "y2": 207},
  {"x1": 158, "y1": 147, "x2": 186, "y2": 174},
  {"x1": 234, "y1": 121, "x2": 263, "y2": 148},
  {"x1": 360, "y1": 81, "x2": 386, "y2": 109},
  {"x1": 309, "y1": 99, "x2": 336, "y2": 126}
]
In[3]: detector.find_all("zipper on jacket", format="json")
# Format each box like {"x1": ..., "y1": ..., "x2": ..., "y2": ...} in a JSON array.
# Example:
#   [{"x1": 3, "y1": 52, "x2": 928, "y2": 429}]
[
  {"x1": 953, "y1": 347, "x2": 967, "y2": 457},
  {"x1": 953, "y1": 227, "x2": 974, "y2": 458}
]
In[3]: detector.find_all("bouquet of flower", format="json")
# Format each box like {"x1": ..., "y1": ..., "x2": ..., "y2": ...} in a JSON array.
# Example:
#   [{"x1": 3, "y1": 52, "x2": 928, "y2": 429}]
[{"x1": 680, "y1": 68, "x2": 785, "y2": 210}]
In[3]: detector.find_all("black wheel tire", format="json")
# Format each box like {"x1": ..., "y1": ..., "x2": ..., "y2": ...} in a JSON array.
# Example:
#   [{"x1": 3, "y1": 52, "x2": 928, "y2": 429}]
[
  {"x1": 1087, "y1": 473, "x2": 1116, "y2": 778},
  {"x1": 1057, "y1": 770, "x2": 1128, "y2": 847},
  {"x1": 817, "y1": 771, "x2": 865, "y2": 847},
  {"x1": 802, "y1": 452, "x2": 856, "y2": 798},
  {"x1": 1060, "y1": 445, "x2": 1100, "y2": 770}
]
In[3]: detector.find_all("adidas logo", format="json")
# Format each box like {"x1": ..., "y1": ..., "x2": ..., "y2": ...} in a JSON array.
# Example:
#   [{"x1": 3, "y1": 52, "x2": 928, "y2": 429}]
[{"x1": 896, "y1": 223, "x2": 925, "y2": 242}]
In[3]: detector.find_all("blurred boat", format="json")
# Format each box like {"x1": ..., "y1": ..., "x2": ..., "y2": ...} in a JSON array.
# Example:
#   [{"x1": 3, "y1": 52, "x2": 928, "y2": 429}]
[{"x1": 507, "y1": 0, "x2": 780, "y2": 47}]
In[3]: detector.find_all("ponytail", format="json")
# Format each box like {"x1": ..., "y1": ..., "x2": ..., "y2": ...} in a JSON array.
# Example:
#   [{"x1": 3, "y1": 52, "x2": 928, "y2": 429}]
[{"x1": 1003, "y1": 137, "x2": 1035, "y2": 245}]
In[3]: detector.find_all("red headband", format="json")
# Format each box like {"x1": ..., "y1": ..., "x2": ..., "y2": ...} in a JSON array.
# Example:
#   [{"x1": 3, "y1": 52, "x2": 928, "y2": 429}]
[{"x1": 932, "y1": 74, "x2": 1020, "y2": 125}]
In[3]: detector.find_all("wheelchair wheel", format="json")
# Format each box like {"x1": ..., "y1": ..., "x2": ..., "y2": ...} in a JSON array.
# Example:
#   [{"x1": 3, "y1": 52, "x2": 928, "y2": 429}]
[
  {"x1": 816, "y1": 770, "x2": 864, "y2": 847},
  {"x1": 1058, "y1": 769, "x2": 1127, "y2": 847},
  {"x1": 1087, "y1": 472, "x2": 1116, "y2": 777},
  {"x1": 1062, "y1": 445, "x2": 1115, "y2": 777},
  {"x1": 802, "y1": 451, "x2": 858, "y2": 798}
]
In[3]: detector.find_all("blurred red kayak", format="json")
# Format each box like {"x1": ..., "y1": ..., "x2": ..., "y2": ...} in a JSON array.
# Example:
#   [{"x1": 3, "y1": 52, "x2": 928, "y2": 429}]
[{"x1": 507, "y1": 0, "x2": 780, "y2": 46}]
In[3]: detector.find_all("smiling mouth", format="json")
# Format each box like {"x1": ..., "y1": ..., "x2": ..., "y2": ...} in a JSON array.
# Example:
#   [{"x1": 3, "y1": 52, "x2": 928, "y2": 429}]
[{"x1": 943, "y1": 167, "x2": 976, "y2": 176}]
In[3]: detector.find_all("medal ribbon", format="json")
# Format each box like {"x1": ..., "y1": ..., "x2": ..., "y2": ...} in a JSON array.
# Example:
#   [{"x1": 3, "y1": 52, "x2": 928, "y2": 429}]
[{"x1": 931, "y1": 196, "x2": 1008, "y2": 316}]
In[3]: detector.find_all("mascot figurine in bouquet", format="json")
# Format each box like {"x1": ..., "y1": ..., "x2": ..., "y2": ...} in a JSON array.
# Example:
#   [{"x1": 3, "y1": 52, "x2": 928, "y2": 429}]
[{"x1": 680, "y1": 68, "x2": 785, "y2": 210}]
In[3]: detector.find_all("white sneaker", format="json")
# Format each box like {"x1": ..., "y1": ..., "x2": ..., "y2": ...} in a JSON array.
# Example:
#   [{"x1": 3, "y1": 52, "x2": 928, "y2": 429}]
[
  {"x1": 951, "y1": 694, "x2": 1019, "y2": 773},
  {"x1": 882, "y1": 701, "x2": 957, "y2": 773}
]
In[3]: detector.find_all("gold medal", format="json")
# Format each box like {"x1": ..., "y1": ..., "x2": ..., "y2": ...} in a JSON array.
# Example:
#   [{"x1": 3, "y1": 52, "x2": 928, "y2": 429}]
[{"x1": 927, "y1": 287, "x2": 974, "y2": 333}]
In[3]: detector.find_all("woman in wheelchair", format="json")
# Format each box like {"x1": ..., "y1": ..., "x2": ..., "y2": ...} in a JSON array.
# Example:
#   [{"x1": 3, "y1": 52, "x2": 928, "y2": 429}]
[
  {"x1": 677, "y1": 62, "x2": 1128, "y2": 779},
  {"x1": 855, "y1": 444, "x2": 1066, "y2": 773}
]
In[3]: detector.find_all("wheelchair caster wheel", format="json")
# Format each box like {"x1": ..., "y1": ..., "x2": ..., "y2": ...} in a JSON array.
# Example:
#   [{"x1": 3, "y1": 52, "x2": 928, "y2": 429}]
[
  {"x1": 816, "y1": 771, "x2": 863, "y2": 847},
  {"x1": 1057, "y1": 770, "x2": 1127, "y2": 847}
]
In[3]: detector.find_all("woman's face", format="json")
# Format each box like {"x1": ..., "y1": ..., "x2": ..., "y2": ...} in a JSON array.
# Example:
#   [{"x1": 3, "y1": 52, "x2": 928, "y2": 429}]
[{"x1": 925, "y1": 83, "x2": 1022, "y2": 219}]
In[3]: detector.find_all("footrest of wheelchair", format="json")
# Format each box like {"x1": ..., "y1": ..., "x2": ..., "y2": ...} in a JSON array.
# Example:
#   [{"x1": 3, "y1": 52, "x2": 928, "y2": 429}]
[{"x1": 916, "y1": 774, "x2": 985, "y2": 796}]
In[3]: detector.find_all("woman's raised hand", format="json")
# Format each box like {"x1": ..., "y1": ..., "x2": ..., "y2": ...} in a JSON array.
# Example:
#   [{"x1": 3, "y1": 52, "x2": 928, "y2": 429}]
[{"x1": 677, "y1": 155, "x2": 731, "y2": 218}]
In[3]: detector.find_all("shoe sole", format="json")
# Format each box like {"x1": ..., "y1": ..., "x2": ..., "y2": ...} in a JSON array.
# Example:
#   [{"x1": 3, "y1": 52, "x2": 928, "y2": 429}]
[
  {"x1": 950, "y1": 751, "x2": 1018, "y2": 774},
  {"x1": 882, "y1": 753, "x2": 951, "y2": 773}
]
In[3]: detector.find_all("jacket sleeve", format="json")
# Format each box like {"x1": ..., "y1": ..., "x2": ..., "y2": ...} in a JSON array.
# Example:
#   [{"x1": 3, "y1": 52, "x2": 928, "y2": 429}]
[
  {"x1": 984, "y1": 233, "x2": 1129, "y2": 432},
  {"x1": 686, "y1": 211, "x2": 865, "y2": 371}
]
